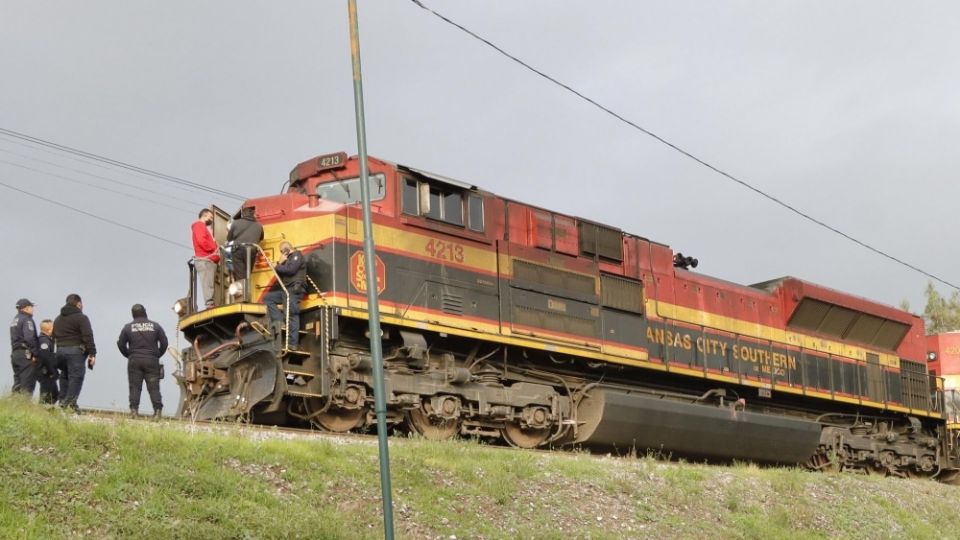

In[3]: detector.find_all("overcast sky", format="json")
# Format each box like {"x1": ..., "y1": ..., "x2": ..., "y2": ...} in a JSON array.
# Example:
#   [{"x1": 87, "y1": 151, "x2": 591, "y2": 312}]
[{"x1": 1, "y1": 2, "x2": 958, "y2": 410}]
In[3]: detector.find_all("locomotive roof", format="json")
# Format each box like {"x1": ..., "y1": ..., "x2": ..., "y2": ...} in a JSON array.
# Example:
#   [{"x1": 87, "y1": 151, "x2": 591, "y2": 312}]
[
  {"x1": 753, "y1": 276, "x2": 913, "y2": 320},
  {"x1": 397, "y1": 164, "x2": 478, "y2": 191},
  {"x1": 285, "y1": 152, "x2": 917, "y2": 332}
]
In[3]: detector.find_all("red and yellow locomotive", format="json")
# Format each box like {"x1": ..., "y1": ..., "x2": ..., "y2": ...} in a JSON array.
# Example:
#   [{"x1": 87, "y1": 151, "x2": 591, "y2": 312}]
[{"x1": 174, "y1": 151, "x2": 957, "y2": 477}]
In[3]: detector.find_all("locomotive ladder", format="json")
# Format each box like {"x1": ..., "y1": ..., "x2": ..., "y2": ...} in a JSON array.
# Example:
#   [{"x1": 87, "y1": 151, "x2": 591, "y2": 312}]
[{"x1": 242, "y1": 243, "x2": 296, "y2": 355}]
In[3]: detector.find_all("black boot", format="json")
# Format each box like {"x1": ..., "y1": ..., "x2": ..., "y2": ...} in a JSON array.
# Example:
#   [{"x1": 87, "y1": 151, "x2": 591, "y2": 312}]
[
  {"x1": 152, "y1": 409, "x2": 162, "y2": 420},
  {"x1": 129, "y1": 408, "x2": 139, "y2": 419}
]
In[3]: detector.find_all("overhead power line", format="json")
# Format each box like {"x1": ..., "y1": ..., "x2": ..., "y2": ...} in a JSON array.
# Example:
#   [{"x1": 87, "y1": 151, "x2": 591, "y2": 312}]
[
  {"x1": 0, "y1": 136, "x2": 210, "y2": 198},
  {"x1": 0, "y1": 157, "x2": 196, "y2": 215},
  {"x1": 409, "y1": 0, "x2": 959, "y2": 291},
  {"x1": 0, "y1": 178, "x2": 189, "y2": 250},
  {"x1": 0, "y1": 145, "x2": 205, "y2": 208},
  {"x1": 0, "y1": 127, "x2": 247, "y2": 202}
]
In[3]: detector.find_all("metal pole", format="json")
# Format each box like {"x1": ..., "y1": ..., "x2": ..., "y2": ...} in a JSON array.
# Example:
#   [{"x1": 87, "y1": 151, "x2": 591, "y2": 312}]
[{"x1": 348, "y1": 2, "x2": 395, "y2": 539}]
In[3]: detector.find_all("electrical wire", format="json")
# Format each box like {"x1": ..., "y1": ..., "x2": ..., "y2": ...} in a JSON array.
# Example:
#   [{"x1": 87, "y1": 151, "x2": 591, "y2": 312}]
[
  {"x1": 0, "y1": 158, "x2": 196, "y2": 215},
  {"x1": 409, "y1": 0, "x2": 960, "y2": 291},
  {"x1": 0, "y1": 178, "x2": 190, "y2": 250},
  {"x1": 0, "y1": 136, "x2": 211, "y2": 199},
  {"x1": 0, "y1": 127, "x2": 247, "y2": 202},
  {"x1": 0, "y1": 145, "x2": 205, "y2": 208}
]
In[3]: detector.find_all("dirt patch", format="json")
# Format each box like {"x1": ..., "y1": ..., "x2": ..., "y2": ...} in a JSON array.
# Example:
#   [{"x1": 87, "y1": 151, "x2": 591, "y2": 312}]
[{"x1": 223, "y1": 457, "x2": 295, "y2": 498}]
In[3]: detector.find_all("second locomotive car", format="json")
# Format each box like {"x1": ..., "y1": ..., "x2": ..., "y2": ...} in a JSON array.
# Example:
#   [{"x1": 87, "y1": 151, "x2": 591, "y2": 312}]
[{"x1": 173, "y1": 151, "x2": 957, "y2": 478}]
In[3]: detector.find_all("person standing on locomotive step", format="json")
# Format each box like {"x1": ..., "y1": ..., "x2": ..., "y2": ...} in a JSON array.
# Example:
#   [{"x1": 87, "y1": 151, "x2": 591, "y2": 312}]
[
  {"x1": 37, "y1": 319, "x2": 59, "y2": 404},
  {"x1": 226, "y1": 206, "x2": 264, "y2": 282},
  {"x1": 262, "y1": 240, "x2": 306, "y2": 349},
  {"x1": 117, "y1": 304, "x2": 168, "y2": 418},
  {"x1": 53, "y1": 294, "x2": 96, "y2": 413},
  {"x1": 9, "y1": 298, "x2": 39, "y2": 395},
  {"x1": 192, "y1": 209, "x2": 220, "y2": 309}
]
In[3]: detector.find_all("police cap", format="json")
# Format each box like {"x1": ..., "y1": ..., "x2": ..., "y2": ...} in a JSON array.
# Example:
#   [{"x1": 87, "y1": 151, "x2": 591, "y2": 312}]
[{"x1": 15, "y1": 298, "x2": 34, "y2": 309}]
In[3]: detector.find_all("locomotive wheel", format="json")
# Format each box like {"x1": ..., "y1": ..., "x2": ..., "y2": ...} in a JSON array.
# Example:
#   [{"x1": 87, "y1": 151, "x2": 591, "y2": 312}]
[
  {"x1": 903, "y1": 467, "x2": 936, "y2": 480},
  {"x1": 407, "y1": 408, "x2": 460, "y2": 441},
  {"x1": 501, "y1": 422, "x2": 551, "y2": 449},
  {"x1": 304, "y1": 399, "x2": 367, "y2": 433},
  {"x1": 313, "y1": 407, "x2": 365, "y2": 432}
]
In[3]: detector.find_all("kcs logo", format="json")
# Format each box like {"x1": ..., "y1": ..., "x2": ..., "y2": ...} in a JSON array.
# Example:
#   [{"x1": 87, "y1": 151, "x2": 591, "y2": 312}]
[{"x1": 349, "y1": 251, "x2": 386, "y2": 295}]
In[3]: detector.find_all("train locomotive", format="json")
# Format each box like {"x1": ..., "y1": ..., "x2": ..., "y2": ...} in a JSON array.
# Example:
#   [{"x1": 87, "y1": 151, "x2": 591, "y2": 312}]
[{"x1": 172, "y1": 151, "x2": 960, "y2": 479}]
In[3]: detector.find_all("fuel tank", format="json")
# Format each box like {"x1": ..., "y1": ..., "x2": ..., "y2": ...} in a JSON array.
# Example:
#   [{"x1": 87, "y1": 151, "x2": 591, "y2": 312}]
[{"x1": 571, "y1": 388, "x2": 821, "y2": 464}]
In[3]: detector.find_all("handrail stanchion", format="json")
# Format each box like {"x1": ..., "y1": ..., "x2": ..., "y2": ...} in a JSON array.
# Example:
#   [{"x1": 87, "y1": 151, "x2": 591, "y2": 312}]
[
  {"x1": 244, "y1": 244, "x2": 253, "y2": 303},
  {"x1": 188, "y1": 259, "x2": 197, "y2": 313},
  {"x1": 247, "y1": 244, "x2": 291, "y2": 354}
]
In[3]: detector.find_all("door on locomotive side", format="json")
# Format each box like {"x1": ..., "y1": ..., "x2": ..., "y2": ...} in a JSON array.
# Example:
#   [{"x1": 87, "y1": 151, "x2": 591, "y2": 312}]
[
  {"x1": 210, "y1": 204, "x2": 232, "y2": 306},
  {"x1": 644, "y1": 242, "x2": 678, "y2": 365},
  {"x1": 598, "y1": 235, "x2": 652, "y2": 364}
]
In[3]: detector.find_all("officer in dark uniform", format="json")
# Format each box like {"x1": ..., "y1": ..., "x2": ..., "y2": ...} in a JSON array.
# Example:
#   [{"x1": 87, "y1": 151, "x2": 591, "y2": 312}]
[
  {"x1": 53, "y1": 293, "x2": 97, "y2": 413},
  {"x1": 37, "y1": 319, "x2": 59, "y2": 404},
  {"x1": 117, "y1": 304, "x2": 168, "y2": 418},
  {"x1": 9, "y1": 298, "x2": 39, "y2": 395},
  {"x1": 262, "y1": 241, "x2": 306, "y2": 349}
]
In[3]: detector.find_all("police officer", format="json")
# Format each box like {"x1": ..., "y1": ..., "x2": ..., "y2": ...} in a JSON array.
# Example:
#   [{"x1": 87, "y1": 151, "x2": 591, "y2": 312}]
[
  {"x1": 37, "y1": 319, "x2": 59, "y2": 404},
  {"x1": 117, "y1": 304, "x2": 168, "y2": 418},
  {"x1": 262, "y1": 241, "x2": 306, "y2": 349},
  {"x1": 9, "y1": 298, "x2": 39, "y2": 395},
  {"x1": 53, "y1": 293, "x2": 97, "y2": 413}
]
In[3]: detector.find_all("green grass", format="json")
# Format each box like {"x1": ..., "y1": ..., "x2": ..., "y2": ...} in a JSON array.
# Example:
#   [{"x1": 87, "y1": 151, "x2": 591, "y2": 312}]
[{"x1": 4, "y1": 395, "x2": 960, "y2": 539}]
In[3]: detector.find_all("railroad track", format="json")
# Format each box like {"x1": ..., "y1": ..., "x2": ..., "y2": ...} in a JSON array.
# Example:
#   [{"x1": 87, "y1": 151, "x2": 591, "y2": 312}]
[
  {"x1": 77, "y1": 407, "x2": 562, "y2": 456},
  {"x1": 79, "y1": 407, "x2": 375, "y2": 443}
]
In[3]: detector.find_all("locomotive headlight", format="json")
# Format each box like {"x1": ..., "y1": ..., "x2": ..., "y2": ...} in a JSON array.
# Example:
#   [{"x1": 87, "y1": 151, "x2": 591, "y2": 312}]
[
  {"x1": 172, "y1": 299, "x2": 186, "y2": 315},
  {"x1": 928, "y1": 351, "x2": 938, "y2": 362},
  {"x1": 228, "y1": 281, "x2": 244, "y2": 298}
]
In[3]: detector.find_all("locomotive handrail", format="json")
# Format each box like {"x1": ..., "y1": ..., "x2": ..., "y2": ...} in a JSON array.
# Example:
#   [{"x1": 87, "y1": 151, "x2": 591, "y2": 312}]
[
  {"x1": 236, "y1": 242, "x2": 293, "y2": 355},
  {"x1": 399, "y1": 280, "x2": 429, "y2": 320}
]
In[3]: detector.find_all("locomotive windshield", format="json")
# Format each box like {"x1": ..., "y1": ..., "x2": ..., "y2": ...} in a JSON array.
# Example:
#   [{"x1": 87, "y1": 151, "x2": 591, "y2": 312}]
[{"x1": 316, "y1": 173, "x2": 385, "y2": 204}]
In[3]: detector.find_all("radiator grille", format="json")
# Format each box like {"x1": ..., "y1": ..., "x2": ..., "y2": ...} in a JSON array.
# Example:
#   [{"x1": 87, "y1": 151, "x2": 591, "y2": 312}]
[
  {"x1": 512, "y1": 259, "x2": 596, "y2": 298},
  {"x1": 899, "y1": 359, "x2": 930, "y2": 411},
  {"x1": 601, "y1": 274, "x2": 643, "y2": 314}
]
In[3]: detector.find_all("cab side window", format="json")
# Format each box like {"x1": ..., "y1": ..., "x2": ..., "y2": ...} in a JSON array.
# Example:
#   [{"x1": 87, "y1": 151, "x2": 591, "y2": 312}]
[
  {"x1": 402, "y1": 178, "x2": 419, "y2": 215},
  {"x1": 402, "y1": 176, "x2": 484, "y2": 232},
  {"x1": 468, "y1": 195, "x2": 484, "y2": 232},
  {"x1": 424, "y1": 187, "x2": 463, "y2": 226}
]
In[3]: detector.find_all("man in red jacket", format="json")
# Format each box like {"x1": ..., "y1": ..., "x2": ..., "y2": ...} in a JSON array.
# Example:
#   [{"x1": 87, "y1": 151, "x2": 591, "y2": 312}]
[{"x1": 192, "y1": 209, "x2": 220, "y2": 309}]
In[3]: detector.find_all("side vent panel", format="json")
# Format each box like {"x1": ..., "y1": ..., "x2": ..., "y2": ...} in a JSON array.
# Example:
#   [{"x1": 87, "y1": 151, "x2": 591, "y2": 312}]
[
  {"x1": 441, "y1": 292, "x2": 464, "y2": 316},
  {"x1": 601, "y1": 274, "x2": 643, "y2": 314}
]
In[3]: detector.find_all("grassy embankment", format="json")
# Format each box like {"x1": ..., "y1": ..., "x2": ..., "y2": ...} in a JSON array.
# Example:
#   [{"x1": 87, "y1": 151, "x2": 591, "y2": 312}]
[{"x1": 2, "y1": 396, "x2": 960, "y2": 539}]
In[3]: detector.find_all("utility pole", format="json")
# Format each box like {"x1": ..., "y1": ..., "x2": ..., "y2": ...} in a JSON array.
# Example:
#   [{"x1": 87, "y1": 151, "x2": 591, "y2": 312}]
[{"x1": 347, "y1": 2, "x2": 395, "y2": 539}]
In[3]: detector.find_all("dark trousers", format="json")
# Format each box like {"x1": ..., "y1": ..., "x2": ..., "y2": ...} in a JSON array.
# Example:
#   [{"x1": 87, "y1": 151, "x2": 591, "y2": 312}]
[
  {"x1": 10, "y1": 350, "x2": 37, "y2": 395},
  {"x1": 37, "y1": 371, "x2": 59, "y2": 404},
  {"x1": 263, "y1": 286, "x2": 302, "y2": 348},
  {"x1": 56, "y1": 347, "x2": 86, "y2": 410},
  {"x1": 128, "y1": 356, "x2": 163, "y2": 412},
  {"x1": 231, "y1": 253, "x2": 252, "y2": 281},
  {"x1": 55, "y1": 354, "x2": 69, "y2": 405},
  {"x1": 38, "y1": 353, "x2": 60, "y2": 403}
]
